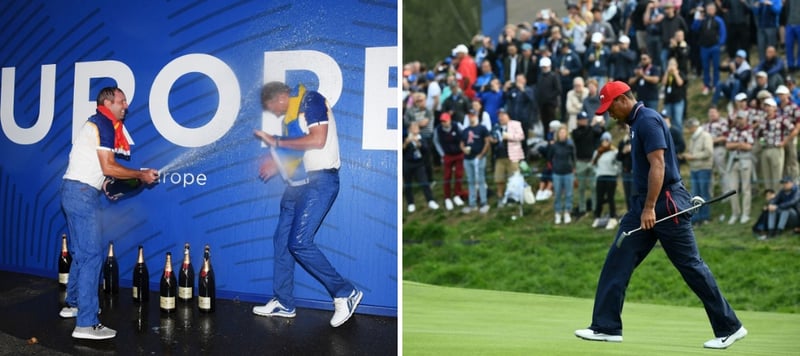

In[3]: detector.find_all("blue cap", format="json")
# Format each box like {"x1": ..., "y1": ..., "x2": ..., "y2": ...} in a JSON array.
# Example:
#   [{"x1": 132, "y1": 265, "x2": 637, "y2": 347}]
[
  {"x1": 601, "y1": 131, "x2": 612, "y2": 142},
  {"x1": 661, "y1": 109, "x2": 670, "y2": 117},
  {"x1": 781, "y1": 176, "x2": 793, "y2": 183},
  {"x1": 521, "y1": 43, "x2": 533, "y2": 51},
  {"x1": 577, "y1": 111, "x2": 589, "y2": 119},
  {"x1": 736, "y1": 49, "x2": 747, "y2": 58},
  {"x1": 426, "y1": 70, "x2": 435, "y2": 81},
  {"x1": 407, "y1": 74, "x2": 417, "y2": 82}
]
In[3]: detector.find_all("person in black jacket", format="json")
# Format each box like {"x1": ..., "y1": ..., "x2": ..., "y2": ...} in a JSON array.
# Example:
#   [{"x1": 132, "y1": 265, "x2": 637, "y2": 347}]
[
  {"x1": 536, "y1": 57, "x2": 562, "y2": 137},
  {"x1": 572, "y1": 111, "x2": 605, "y2": 217},
  {"x1": 433, "y1": 113, "x2": 467, "y2": 210},
  {"x1": 403, "y1": 122, "x2": 439, "y2": 213},
  {"x1": 759, "y1": 177, "x2": 800, "y2": 238}
]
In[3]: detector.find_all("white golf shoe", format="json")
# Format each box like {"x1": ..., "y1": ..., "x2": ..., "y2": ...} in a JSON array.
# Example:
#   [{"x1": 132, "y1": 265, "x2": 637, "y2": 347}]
[
  {"x1": 574, "y1": 328, "x2": 622, "y2": 342},
  {"x1": 703, "y1": 326, "x2": 747, "y2": 349}
]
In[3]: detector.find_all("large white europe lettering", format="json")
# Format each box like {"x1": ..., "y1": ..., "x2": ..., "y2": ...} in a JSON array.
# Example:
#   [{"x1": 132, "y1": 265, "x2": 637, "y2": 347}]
[
  {"x1": 1, "y1": 65, "x2": 56, "y2": 144},
  {"x1": 1, "y1": 48, "x2": 396, "y2": 150}
]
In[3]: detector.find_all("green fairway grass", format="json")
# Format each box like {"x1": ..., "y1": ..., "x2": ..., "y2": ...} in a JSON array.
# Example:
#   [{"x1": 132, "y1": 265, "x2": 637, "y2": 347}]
[{"x1": 403, "y1": 281, "x2": 800, "y2": 355}]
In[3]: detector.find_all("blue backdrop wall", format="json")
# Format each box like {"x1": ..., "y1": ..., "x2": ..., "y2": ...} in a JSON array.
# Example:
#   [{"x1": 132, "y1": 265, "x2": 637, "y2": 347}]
[{"x1": 0, "y1": 0, "x2": 398, "y2": 316}]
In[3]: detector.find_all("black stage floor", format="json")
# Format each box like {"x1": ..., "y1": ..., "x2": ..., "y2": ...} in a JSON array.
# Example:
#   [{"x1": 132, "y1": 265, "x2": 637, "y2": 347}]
[{"x1": 0, "y1": 271, "x2": 397, "y2": 355}]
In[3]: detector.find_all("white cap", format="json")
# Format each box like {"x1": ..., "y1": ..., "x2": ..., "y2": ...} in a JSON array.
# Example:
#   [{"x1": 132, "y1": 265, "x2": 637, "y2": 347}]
[
  {"x1": 618, "y1": 35, "x2": 630, "y2": 44},
  {"x1": 539, "y1": 57, "x2": 552, "y2": 67},
  {"x1": 452, "y1": 44, "x2": 469, "y2": 55},
  {"x1": 549, "y1": 120, "x2": 562, "y2": 130},
  {"x1": 776, "y1": 85, "x2": 790, "y2": 95},
  {"x1": 734, "y1": 92, "x2": 748, "y2": 101},
  {"x1": 756, "y1": 71, "x2": 768, "y2": 78},
  {"x1": 764, "y1": 97, "x2": 778, "y2": 107},
  {"x1": 591, "y1": 32, "x2": 603, "y2": 43}
]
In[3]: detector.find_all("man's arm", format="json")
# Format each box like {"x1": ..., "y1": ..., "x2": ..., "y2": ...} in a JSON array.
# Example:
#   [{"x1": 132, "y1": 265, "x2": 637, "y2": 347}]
[
  {"x1": 642, "y1": 148, "x2": 666, "y2": 230},
  {"x1": 255, "y1": 124, "x2": 328, "y2": 150},
  {"x1": 97, "y1": 150, "x2": 159, "y2": 184}
]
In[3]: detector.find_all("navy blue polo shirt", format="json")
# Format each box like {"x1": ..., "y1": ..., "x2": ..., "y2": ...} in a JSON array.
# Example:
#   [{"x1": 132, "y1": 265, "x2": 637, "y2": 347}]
[{"x1": 627, "y1": 102, "x2": 682, "y2": 196}]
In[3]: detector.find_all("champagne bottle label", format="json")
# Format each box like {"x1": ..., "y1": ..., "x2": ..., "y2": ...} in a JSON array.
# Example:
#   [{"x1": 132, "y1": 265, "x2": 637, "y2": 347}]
[
  {"x1": 59, "y1": 273, "x2": 69, "y2": 284},
  {"x1": 178, "y1": 287, "x2": 192, "y2": 299},
  {"x1": 160, "y1": 296, "x2": 176, "y2": 310},
  {"x1": 133, "y1": 286, "x2": 138, "y2": 299},
  {"x1": 198, "y1": 296, "x2": 211, "y2": 310}
]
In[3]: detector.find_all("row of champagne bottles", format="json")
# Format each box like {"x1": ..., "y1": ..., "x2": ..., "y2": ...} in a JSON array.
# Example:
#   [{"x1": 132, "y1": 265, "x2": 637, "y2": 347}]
[{"x1": 58, "y1": 234, "x2": 216, "y2": 313}]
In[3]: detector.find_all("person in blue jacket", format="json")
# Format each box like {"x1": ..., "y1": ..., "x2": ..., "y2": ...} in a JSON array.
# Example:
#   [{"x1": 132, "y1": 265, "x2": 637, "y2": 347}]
[
  {"x1": 690, "y1": 2, "x2": 727, "y2": 95},
  {"x1": 574, "y1": 81, "x2": 747, "y2": 349}
]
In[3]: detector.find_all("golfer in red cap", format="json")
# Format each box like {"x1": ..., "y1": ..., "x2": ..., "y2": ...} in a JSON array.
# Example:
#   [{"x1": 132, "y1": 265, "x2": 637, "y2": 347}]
[{"x1": 575, "y1": 81, "x2": 746, "y2": 349}]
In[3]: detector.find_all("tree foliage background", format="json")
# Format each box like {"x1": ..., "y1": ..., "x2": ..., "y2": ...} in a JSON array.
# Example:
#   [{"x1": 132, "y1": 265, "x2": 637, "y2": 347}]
[{"x1": 402, "y1": 0, "x2": 481, "y2": 68}]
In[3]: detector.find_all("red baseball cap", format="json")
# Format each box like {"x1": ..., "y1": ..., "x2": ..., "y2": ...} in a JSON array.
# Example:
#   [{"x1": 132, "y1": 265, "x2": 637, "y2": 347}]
[
  {"x1": 440, "y1": 112, "x2": 451, "y2": 122},
  {"x1": 595, "y1": 81, "x2": 631, "y2": 115}
]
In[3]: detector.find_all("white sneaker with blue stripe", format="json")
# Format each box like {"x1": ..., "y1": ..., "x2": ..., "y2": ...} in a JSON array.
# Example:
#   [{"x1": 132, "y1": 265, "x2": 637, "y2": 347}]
[
  {"x1": 330, "y1": 289, "x2": 363, "y2": 327},
  {"x1": 252, "y1": 298, "x2": 296, "y2": 318}
]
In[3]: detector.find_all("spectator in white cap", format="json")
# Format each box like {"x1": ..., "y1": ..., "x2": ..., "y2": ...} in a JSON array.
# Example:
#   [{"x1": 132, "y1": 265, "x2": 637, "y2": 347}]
[
  {"x1": 757, "y1": 97, "x2": 794, "y2": 191},
  {"x1": 608, "y1": 34, "x2": 637, "y2": 82},
  {"x1": 712, "y1": 48, "x2": 752, "y2": 108},
  {"x1": 586, "y1": 32, "x2": 610, "y2": 89},
  {"x1": 703, "y1": 107, "x2": 730, "y2": 199},
  {"x1": 590, "y1": 130, "x2": 619, "y2": 230},
  {"x1": 536, "y1": 56, "x2": 562, "y2": 137},
  {"x1": 725, "y1": 108, "x2": 755, "y2": 225},
  {"x1": 776, "y1": 84, "x2": 800, "y2": 180},
  {"x1": 748, "y1": 71, "x2": 772, "y2": 108},
  {"x1": 452, "y1": 43, "x2": 478, "y2": 100}
]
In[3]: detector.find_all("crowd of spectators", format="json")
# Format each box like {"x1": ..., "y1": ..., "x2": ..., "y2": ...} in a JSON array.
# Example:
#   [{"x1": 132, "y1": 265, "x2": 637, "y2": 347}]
[{"x1": 403, "y1": 0, "x2": 800, "y2": 238}]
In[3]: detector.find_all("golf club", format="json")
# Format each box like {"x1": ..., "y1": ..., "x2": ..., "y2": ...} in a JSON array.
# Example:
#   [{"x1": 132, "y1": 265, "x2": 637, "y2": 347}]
[{"x1": 615, "y1": 190, "x2": 737, "y2": 248}]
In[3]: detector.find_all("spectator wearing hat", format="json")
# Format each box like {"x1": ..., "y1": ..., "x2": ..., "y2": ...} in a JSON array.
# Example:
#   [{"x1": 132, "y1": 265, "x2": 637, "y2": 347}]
[
  {"x1": 748, "y1": 71, "x2": 773, "y2": 108},
  {"x1": 753, "y1": 45, "x2": 787, "y2": 92},
  {"x1": 452, "y1": 44, "x2": 478, "y2": 100},
  {"x1": 691, "y1": 1, "x2": 726, "y2": 96},
  {"x1": 661, "y1": 57, "x2": 687, "y2": 133},
  {"x1": 725, "y1": 109, "x2": 755, "y2": 224},
  {"x1": 681, "y1": 118, "x2": 714, "y2": 225},
  {"x1": 536, "y1": 56, "x2": 562, "y2": 137},
  {"x1": 629, "y1": 52, "x2": 661, "y2": 110},
  {"x1": 489, "y1": 109, "x2": 525, "y2": 207},
  {"x1": 751, "y1": 0, "x2": 782, "y2": 63},
  {"x1": 712, "y1": 49, "x2": 752, "y2": 108},
  {"x1": 572, "y1": 110, "x2": 605, "y2": 218},
  {"x1": 586, "y1": 32, "x2": 611, "y2": 89},
  {"x1": 460, "y1": 107, "x2": 491, "y2": 214},
  {"x1": 566, "y1": 77, "x2": 590, "y2": 132},
  {"x1": 776, "y1": 84, "x2": 800, "y2": 180},
  {"x1": 433, "y1": 113, "x2": 466, "y2": 211},
  {"x1": 608, "y1": 35, "x2": 637, "y2": 83},
  {"x1": 760, "y1": 176, "x2": 800, "y2": 238},
  {"x1": 657, "y1": 1, "x2": 688, "y2": 69},
  {"x1": 757, "y1": 97, "x2": 794, "y2": 191},
  {"x1": 591, "y1": 131, "x2": 619, "y2": 229},
  {"x1": 519, "y1": 42, "x2": 540, "y2": 86}
]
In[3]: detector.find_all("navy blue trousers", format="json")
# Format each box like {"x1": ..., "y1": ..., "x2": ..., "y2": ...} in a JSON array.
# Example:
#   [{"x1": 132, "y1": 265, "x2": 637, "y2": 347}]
[{"x1": 590, "y1": 183, "x2": 741, "y2": 337}]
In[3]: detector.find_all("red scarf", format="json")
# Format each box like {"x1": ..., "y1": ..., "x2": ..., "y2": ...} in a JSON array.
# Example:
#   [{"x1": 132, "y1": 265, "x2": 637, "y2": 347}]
[{"x1": 97, "y1": 106, "x2": 130, "y2": 157}]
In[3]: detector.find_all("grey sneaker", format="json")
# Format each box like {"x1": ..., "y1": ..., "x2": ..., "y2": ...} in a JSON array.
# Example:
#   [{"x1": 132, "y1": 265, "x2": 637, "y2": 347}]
[
  {"x1": 330, "y1": 289, "x2": 363, "y2": 327},
  {"x1": 72, "y1": 324, "x2": 116, "y2": 340},
  {"x1": 59, "y1": 306, "x2": 78, "y2": 318},
  {"x1": 252, "y1": 298, "x2": 296, "y2": 318}
]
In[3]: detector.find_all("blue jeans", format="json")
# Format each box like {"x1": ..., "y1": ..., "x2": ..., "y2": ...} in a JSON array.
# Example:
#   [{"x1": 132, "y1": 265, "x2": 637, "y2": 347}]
[
  {"x1": 663, "y1": 100, "x2": 685, "y2": 133},
  {"x1": 787, "y1": 25, "x2": 800, "y2": 69},
  {"x1": 272, "y1": 169, "x2": 354, "y2": 309},
  {"x1": 552, "y1": 173, "x2": 574, "y2": 213},
  {"x1": 711, "y1": 80, "x2": 741, "y2": 106},
  {"x1": 591, "y1": 183, "x2": 741, "y2": 337},
  {"x1": 700, "y1": 45, "x2": 721, "y2": 88},
  {"x1": 464, "y1": 157, "x2": 487, "y2": 207},
  {"x1": 690, "y1": 169, "x2": 712, "y2": 222},
  {"x1": 61, "y1": 179, "x2": 102, "y2": 327}
]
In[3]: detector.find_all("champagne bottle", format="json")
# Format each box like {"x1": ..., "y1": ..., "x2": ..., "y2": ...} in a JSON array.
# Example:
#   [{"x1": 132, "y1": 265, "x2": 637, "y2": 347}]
[
  {"x1": 160, "y1": 252, "x2": 177, "y2": 313},
  {"x1": 58, "y1": 234, "x2": 71, "y2": 289},
  {"x1": 178, "y1": 243, "x2": 194, "y2": 302},
  {"x1": 102, "y1": 241, "x2": 119, "y2": 294},
  {"x1": 132, "y1": 245, "x2": 149, "y2": 302},
  {"x1": 198, "y1": 245, "x2": 215, "y2": 313}
]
